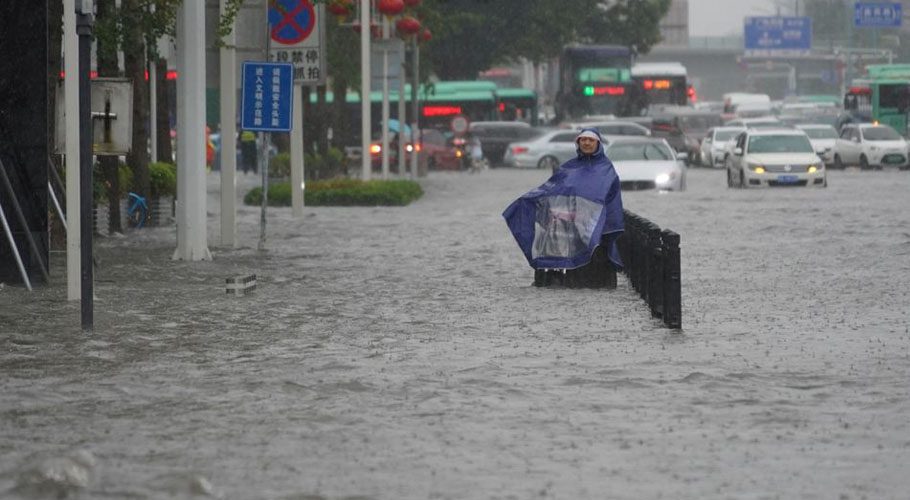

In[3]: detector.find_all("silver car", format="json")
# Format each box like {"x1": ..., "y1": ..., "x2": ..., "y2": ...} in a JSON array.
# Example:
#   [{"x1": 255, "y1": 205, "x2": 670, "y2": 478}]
[
  {"x1": 699, "y1": 126, "x2": 745, "y2": 168},
  {"x1": 795, "y1": 124, "x2": 838, "y2": 167},
  {"x1": 502, "y1": 129, "x2": 585, "y2": 170},
  {"x1": 606, "y1": 137, "x2": 687, "y2": 191}
]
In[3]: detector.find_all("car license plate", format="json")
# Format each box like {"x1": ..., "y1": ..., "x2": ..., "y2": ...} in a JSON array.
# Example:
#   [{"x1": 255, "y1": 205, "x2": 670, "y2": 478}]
[
  {"x1": 777, "y1": 175, "x2": 798, "y2": 184},
  {"x1": 883, "y1": 154, "x2": 905, "y2": 164}
]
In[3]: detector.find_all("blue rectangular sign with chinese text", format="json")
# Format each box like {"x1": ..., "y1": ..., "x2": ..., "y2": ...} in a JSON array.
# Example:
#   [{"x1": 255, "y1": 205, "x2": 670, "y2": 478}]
[
  {"x1": 241, "y1": 62, "x2": 294, "y2": 132},
  {"x1": 854, "y1": 2, "x2": 902, "y2": 27},
  {"x1": 744, "y1": 16, "x2": 812, "y2": 56}
]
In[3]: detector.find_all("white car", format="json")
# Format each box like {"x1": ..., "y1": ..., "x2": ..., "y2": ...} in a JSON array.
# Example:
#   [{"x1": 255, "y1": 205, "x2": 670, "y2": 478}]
[
  {"x1": 725, "y1": 128, "x2": 827, "y2": 188},
  {"x1": 833, "y1": 123, "x2": 910, "y2": 170},
  {"x1": 795, "y1": 124, "x2": 838, "y2": 167},
  {"x1": 606, "y1": 137, "x2": 686, "y2": 191},
  {"x1": 699, "y1": 126, "x2": 745, "y2": 168},
  {"x1": 563, "y1": 120, "x2": 651, "y2": 136},
  {"x1": 502, "y1": 128, "x2": 584, "y2": 169},
  {"x1": 724, "y1": 116, "x2": 782, "y2": 128}
]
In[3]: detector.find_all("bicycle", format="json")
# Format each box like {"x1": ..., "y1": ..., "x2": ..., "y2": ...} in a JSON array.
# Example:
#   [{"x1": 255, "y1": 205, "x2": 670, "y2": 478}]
[{"x1": 126, "y1": 192, "x2": 150, "y2": 228}]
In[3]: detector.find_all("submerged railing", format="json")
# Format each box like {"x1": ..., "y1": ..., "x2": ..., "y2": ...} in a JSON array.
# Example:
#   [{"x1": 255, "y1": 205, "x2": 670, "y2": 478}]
[{"x1": 616, "y1": 210, "x2": 682, "y2": 330}]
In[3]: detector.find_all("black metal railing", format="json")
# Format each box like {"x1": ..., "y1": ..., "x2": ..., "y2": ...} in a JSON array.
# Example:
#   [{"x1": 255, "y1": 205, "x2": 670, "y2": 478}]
[{"x1": 617, "y1": 210, "x2": 681, "y2": 330}]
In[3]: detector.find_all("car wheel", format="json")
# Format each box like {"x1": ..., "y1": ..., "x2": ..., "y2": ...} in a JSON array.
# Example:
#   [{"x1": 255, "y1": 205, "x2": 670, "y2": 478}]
[
  {"x1": 738, "y1": 168, "x2": 747, "y2": 188},
  {"x1": 859, "y1": 154, "x2": 870, "y2": 170},
  {"x1": 833, "y1": 154, "x2": 844, "y2": 170},
  {"x1": 538, "y1": 156, "x2": 559, "y2": 170}
]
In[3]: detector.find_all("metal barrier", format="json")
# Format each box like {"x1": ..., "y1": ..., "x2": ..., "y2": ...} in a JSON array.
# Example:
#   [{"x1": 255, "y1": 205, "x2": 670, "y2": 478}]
[{"x1": 617, "y1": 210, "x2": 681, "y2": 330}]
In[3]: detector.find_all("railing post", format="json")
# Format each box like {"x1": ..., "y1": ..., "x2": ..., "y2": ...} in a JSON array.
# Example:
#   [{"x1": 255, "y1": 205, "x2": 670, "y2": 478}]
[
  {"x1": 662, "y1": 230, "x2": 681, "y2": 330},
  {"x1": 650, "y1": 224, "x2": 664, "y2": 319}
]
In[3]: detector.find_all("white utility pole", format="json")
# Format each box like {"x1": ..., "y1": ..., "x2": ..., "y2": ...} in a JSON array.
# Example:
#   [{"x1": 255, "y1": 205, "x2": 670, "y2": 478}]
[
  {"x1": 64, "y1": 0, "x2": 81, "y2": 300},
  {"x1": 173, "y1": 0, "x2": 211, "y2": 261},
  {"x1": 291, "y1": 85, "x2": 305, "y2": 216},
  {"x1": 360, "y1": 0, "x2": 371, "y2": 180},
  {"x1": 381, "y1": 18, "x2": 391, "y2": 179},
  {"x1": 219, "y1": 0, "x2": 238, "y2": 247}
]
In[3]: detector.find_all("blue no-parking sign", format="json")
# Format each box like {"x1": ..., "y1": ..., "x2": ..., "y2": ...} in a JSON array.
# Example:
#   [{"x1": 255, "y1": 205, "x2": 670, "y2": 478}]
[{"x1": 240, "y1": 62, "x2": 294, "y2": 132}]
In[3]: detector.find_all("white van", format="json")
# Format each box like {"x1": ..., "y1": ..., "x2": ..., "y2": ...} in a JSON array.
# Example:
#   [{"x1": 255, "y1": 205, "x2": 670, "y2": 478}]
[{"x1": 723, "y1": 92, "x2": 771, "y2": 118}]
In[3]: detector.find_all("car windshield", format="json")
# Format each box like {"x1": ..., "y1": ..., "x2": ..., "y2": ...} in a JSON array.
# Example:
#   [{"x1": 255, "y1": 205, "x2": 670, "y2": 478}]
[
  {"x1": 863, "y1": 127, "x2": 902, "y2": 141},
  {"x1": 801, "y1": 127, "x2": 837, "y2": 139},
  {"x1": 715, "y1": 129, "x2": 741, "y2": 141},
  {"x1": 747, "y1": 121, "x2": 782, "y2": 128},
  {"x1": 607, "y1": 142, "x2": 673, "y2": 161},
  {"x1": 747, "y1": 135, "x2": 814, "y2": 154},
  {"x1": 599, "y1": 124, "x2": 647, "y2": 136},
  {"x1": 679, "y1": 115, "x2": 722, "y2": 131}
]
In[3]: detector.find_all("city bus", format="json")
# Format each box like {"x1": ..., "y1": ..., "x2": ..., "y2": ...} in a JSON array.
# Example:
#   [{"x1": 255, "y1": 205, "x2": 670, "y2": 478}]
[
  {"x1": 495, "y1": 87, "x2": 538, "y2": 125},
  {"x1": 844, "y1": 64, "x2": 910, "y2": 135},
  {"x1": 555, "y1": 44, "x2": 636, "y2": 121},
  {"x1": 631, "y1": 62, "x2": 689, "y2": 108}
]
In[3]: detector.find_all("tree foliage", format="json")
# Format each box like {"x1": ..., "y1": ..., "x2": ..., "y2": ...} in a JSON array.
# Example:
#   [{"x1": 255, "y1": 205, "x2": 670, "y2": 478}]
[{"x1": 419, "y1": 0, "x2": 671, "y2": 79}]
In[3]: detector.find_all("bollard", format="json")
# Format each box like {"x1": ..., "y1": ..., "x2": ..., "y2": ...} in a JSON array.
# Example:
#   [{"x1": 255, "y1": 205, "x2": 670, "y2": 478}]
[
  {"x1": 662, "y1": 230, "x2": 681, "y2": 329},
  {"x1": 226, "y1": 274, "x2": 257, "y2": 296}
]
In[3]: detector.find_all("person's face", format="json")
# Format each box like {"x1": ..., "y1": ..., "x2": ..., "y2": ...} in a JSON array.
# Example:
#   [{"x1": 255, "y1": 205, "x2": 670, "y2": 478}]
[{"x1": 578, "y1": 137, "x2": 598, "y2": 154}]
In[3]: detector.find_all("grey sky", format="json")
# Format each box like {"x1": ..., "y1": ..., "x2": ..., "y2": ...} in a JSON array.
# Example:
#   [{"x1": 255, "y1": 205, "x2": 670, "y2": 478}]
[{"x1": 689, "y1": 0, "x2": 785, "y2": 37}]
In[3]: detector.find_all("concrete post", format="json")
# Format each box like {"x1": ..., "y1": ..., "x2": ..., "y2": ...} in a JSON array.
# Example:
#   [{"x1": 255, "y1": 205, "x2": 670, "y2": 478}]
[
  {"x1": 291, "y1": 84, "x2": 305, "y2": 216},
  {"x1": 174, "y1": 0, "x2": 211, "y2": 261},
  {"x1": 220, "y1": 0, "x2": 238, "y2": 247},
  {"x1": 360, "y1": 0, "x2": 371, "y2": 180},
  {"x1": 64, "y1": 0, "x2": 81, "y2": 300}
]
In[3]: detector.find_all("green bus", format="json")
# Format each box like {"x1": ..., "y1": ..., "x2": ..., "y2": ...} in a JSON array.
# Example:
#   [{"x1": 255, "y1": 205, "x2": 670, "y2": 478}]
[
  {"x1": 311, "y1": 80, "x2": 538, "y2": 133},
  {"x1": 844, "y1": 64, "x2": 910, "y2": 135}
]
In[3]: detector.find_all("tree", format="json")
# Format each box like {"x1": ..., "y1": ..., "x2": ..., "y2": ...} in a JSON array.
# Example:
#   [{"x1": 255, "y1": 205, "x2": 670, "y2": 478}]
[{"x1": 419, "y1": 0, "x2": 671, "y2": 80}]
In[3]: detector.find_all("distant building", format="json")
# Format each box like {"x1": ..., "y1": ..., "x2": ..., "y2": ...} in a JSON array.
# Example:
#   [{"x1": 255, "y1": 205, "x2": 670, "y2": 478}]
[{"x1": 658, "y1": 0, "x2": 689, "y2": 47}]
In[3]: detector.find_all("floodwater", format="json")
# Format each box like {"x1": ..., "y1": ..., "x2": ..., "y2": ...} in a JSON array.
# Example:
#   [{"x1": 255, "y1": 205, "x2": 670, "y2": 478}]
[{"x1": 1, "y1": 167, "x2": 909, "y2": 499}]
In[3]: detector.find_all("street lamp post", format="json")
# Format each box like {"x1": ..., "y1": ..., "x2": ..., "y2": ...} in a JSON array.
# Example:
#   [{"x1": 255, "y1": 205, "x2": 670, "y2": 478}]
[{"x1": 76, "y1": 0, "x2": 94, "y2": 331}]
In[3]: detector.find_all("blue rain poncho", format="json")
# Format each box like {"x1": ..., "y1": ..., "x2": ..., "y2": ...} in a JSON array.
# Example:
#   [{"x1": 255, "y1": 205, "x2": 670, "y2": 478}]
[{"x1": 502, "y1": 128, "x2": 624, "y2": 270}]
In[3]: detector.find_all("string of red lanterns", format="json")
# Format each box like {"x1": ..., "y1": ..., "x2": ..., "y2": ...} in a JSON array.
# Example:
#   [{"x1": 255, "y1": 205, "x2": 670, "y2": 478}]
[{"x1": 330, "y1": 0, "x2": 429, "y2": 42}]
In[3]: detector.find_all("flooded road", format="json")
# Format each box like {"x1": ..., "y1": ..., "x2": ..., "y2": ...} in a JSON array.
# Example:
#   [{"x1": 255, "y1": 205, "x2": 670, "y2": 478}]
[{"x1": 2, "y1": 167, "x2": 909, "y2": 499}]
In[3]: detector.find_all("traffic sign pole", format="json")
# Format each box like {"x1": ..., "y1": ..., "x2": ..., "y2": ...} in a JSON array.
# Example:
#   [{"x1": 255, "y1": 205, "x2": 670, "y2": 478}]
[
  {"x1": 260, "y1": 1, "x2": 271, "y2": 251},
  {"x1": 291, "y1": 84, "x2": 304, "y2": 216}
]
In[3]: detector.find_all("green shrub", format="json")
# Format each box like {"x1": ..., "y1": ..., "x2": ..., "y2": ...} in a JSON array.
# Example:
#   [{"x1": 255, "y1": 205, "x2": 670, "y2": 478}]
[
  {"x1": 270, "y1": 152, "x2": 291, "y2": 178},
  {"x1": 91, "y1": 162, "x2": 133, "y2": 202},
  {"x1": 244, "y1": 178, "x2": 422, "y2": 207},
  {"x1": 149, "y1": 162, "x2": 177, "y2": 197}
]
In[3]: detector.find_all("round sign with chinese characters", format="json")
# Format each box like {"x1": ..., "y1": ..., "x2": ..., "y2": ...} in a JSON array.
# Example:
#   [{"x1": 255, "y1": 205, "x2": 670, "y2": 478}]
[{"x1": 451, "y1": 115, "x2": 469, "y2": 135}]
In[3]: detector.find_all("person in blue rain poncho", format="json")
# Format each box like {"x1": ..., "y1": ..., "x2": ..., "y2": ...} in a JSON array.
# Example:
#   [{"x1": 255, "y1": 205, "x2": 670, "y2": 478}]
[{"x1": 502, "y1": 128, "x2": 624, "y2": 284}]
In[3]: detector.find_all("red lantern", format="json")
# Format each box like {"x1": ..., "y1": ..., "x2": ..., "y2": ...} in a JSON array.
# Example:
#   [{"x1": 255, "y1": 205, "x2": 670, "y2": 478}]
[
  {"x1": 377, "y1": 0, "x2": 405, "y2": 17},
  {"x1": 327, "y1": 0, "x2": 353, "y2": 20},
  {"x1": 352, "y1": 21, "x2": 382, "y2": 38},
  {"x1": 395, "y1": 16, "x2": 421, "y2": 36},
  {"x1": 419, "y1": 27, "x2": 432, "y2": 43},
  {"x1": 403, "y1": 0, "x2": 421, "y2": 6}
]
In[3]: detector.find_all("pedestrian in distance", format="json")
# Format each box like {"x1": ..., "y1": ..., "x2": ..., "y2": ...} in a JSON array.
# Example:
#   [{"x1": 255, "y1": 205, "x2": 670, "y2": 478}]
[{"x1": 240, "y1": 130, "x2": 258, "y2": 174}]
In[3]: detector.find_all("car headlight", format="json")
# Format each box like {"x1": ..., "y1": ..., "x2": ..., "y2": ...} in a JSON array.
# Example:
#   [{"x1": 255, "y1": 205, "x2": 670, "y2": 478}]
[
  {"x1": 655, "y1": 173, "x2": 672, "y2": 185},
  {"x1": 808, "y1": 163, "x2": 823, "y2": 173},
  {"x1": 747, "y1": 162, "x2": 765, "y2": 173}
]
